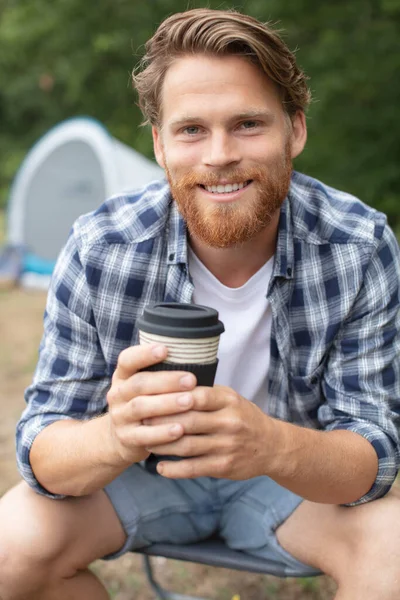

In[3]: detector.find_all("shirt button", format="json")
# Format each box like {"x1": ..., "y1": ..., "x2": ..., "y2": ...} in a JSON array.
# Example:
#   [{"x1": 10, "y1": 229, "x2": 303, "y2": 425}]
[
  {"x1": 169, "y1": 253, "x2": 175, "y2": 261},
  {"x1": 287, "y1": 267, "x2": 292, "y2": 276}
]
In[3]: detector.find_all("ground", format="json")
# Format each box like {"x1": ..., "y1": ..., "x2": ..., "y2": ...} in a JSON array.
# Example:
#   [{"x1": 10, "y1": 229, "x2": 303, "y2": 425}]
[{"x1": 0, "y1": 285, "x2": 339, "y2": 599}]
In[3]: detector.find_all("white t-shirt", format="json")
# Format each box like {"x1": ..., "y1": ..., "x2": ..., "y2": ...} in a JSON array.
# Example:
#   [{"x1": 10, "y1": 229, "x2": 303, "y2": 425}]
[{"x1": 188, "y1": 246, "x2": 274, "y2": 413}]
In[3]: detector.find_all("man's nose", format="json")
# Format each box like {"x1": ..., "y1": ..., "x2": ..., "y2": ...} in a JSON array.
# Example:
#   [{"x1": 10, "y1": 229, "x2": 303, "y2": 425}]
[{"x1": 202, "y1": 131, "x2": 241, "y2": 168}]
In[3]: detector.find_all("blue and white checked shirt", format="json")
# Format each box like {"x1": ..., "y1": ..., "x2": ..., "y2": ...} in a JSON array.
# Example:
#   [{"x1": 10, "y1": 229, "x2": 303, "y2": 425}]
[{"x1": 17, "y1": 171, "x2": 400, "y2": 505}]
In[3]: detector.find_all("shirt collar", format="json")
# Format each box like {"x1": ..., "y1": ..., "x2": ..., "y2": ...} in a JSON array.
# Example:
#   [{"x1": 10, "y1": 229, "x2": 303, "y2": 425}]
[
  {"x1": 166, "y1": 193, "x2": 188, "y2": 266},
  {"x1": 273, "y1": 195, "x2": 294, "y2": 280}
]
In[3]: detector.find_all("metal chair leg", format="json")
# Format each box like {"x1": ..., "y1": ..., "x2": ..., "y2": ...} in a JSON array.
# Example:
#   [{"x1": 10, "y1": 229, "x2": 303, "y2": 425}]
[{"x1": 142, "y1": 555, "x2": 209, "y2": 600}]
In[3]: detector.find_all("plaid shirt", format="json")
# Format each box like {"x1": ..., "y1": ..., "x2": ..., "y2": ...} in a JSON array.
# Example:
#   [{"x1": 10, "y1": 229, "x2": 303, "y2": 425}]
[{"x1": 17, "y1": 171, "x2": 400, "y2": 506}]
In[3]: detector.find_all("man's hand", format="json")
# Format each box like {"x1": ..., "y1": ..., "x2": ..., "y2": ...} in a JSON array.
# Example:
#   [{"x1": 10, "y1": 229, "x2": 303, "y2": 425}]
[
  {"x1": 143, "y1": 385, "x2": 276, "y2": 480},
  {"x1": 106, "y1": 344, "x2": 198, "y2": 466}
]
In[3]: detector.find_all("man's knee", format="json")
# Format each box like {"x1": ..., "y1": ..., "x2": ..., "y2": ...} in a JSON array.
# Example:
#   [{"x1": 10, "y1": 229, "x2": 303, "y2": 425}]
[
  {"x1": 277, "y1": 486, "x2": 400, "y2": 582},
  {"x1": 328, "y1": 488, "x2": 400, "y2": 597},
  {"x1": 349, "y1": 488, "x2": 400, "y2": 558},
  {"x1": 0, "y1": 482, "x2": 78, "y2": 584}
]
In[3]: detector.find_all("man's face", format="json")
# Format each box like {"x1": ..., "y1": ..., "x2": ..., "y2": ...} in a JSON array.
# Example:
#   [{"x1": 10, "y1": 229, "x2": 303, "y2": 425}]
[{"x1": 153, "y1": 54, "x2": 306, "y2": 248}]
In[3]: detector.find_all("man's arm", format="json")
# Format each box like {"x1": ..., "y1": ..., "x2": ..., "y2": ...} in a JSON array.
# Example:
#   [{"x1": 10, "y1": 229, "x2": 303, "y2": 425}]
[
  {"x1": 29, "y1": 415, "x2": 129, "y2": 497},
  {"x1": 144, "y1": 222, "x2": 400, "y2": 505},
  {"x1": 263, "y1": 418, "x2": 379, "y2": 504},
  {"x1": 16, "y1": 226, "x2": 113, "y2": 499},
  {"x1": 16, "y1": 224, "x2": 197, "y2": 498},
  {"x1": 141, "y1": 385, "x2": 379, "y2": 504},
  {"x1": 28, "y1": 344, "x2": 199, "y2": 497}
]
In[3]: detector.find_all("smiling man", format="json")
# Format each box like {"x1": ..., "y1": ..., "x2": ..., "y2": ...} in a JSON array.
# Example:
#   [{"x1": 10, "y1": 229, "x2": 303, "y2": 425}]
[
  {"x1": 154, "y1": 53, "x2": 297, "y2": 256},
  {"x1": 1, "y1": 8, "x2": 400, "y2": 600}
]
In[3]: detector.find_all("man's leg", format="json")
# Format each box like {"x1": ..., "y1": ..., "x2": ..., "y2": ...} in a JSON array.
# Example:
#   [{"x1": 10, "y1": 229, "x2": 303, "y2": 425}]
[
  {"x1": 0, "y1": 481, "x2": 126, "y2": 600},
  {"x1": 219, "y1": 477, "x2": 400, "y2": 599},
  {"x1": 0, "y1": 465, "x2": 219, "y2": 600},
  {"x1": 276, "y1": 485, "x2": 400, "y2": 600}
]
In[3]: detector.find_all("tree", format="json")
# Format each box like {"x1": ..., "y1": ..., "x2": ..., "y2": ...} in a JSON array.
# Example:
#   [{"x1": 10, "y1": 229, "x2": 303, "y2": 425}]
[{"x1": 1, "y1": 0, "x2": 399, "y2": 232}]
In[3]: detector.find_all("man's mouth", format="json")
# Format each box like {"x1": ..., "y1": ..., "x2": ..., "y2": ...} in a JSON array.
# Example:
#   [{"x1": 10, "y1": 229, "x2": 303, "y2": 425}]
[{"x1": 199, "y1": 180, "x2": 252, "y2": 194}]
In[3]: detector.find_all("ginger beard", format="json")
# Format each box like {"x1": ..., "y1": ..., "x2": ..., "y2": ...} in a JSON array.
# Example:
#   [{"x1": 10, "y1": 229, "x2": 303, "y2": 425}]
[{"x1": 163, "y1": 140, "x2": 293, "y2": 248}]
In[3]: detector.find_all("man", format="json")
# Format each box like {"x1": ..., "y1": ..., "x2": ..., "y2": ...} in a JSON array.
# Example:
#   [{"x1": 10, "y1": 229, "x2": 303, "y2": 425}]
[{"x1": 1, "y1": 8, "x2": 400, "y2": 600}]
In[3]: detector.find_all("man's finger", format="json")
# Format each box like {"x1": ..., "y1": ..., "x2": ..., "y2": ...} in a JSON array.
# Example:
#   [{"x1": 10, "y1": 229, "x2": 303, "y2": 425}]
[
  {"x1": 119, "y1": 369, "x2": 197, "y2": 403},
  {"x1": 114, "y1": 344, "x2": 168, "y2": 381},
  {"x1": 130, "y1": 422, "x2": 185, "y2": 447},
  {"x1": 156, "y1": 455, "x2": 222, "y2": 479},
  {"x1": 126, "y1": 391, "x2": 195, "y2": 421},
  {"x1": 143, "y1": 411, "x2": 220, "y2": 434},
  {"x1": 190, "y1": 386, "x2": 234, "y2": 412},
  {"x1": 146, "y1": 433, "x2": 219, "y2": 458}
]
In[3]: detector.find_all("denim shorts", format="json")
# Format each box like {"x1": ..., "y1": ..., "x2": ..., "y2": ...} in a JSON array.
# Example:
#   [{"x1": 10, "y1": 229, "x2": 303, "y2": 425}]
[{"x1": 103, "y1": 462, "x2": 320, "y2": 577}]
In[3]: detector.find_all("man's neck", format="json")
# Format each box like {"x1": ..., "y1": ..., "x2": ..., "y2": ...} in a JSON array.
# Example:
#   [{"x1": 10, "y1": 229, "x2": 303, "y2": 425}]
[{"x1": 188, "y1": 211, "x2": 280, "y2": 288}]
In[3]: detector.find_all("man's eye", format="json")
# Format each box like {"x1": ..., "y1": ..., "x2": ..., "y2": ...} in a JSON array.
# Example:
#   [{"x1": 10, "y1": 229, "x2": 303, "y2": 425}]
[
  {"x1": 184, "y1": 126, "x2": 200, "y2": 135},
  {"x1": 241, "y1": 121, "x2": 259, "y2": 129}
]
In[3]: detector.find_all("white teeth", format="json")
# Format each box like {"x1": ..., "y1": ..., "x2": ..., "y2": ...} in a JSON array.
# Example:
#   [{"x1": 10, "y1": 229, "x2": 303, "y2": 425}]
[{"x1": 204, "y1": 182, "x2": 248, "y2": 193}]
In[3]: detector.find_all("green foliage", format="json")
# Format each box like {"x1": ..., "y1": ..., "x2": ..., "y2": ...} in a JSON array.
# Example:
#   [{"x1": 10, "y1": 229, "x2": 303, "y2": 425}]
[
  {"x1": 0, "y1": 210, "x2": 5, "y2": 245},
  {"x1": 298, "y1": 576, "x2": 320, "y2": 592},
  {"x1": 0, "y1": 0, "x2": 399, "y2": 229}
]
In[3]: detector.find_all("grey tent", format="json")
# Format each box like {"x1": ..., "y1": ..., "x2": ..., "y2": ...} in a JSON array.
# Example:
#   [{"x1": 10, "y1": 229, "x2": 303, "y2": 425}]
[{"x1": 0, "y1": 117, "x2": 164, "y2": 288}]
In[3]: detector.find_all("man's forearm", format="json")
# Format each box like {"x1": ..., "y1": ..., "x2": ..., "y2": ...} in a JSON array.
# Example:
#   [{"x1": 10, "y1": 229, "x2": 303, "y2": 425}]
[
  {"x1": 266, "y1": 419, "x2": 379, "y2": 504},
  {"x1": 29, "y1": 415, "x2": 136, "y2": 497}
]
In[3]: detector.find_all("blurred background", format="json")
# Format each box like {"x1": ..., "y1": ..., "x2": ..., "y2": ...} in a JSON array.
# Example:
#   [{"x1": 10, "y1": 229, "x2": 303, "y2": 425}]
[
  {"x1": 1, "y1": 0, "x2": 399, "y2": 228},
  {"x1": 0, "y1": 0, "x2": 398, "y2": 598}
]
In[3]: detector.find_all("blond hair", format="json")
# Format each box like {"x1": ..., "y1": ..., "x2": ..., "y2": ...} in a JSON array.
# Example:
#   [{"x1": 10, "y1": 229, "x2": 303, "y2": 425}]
[{"x1": 132, "y1": 8, "x2": 311, "y2": 126}]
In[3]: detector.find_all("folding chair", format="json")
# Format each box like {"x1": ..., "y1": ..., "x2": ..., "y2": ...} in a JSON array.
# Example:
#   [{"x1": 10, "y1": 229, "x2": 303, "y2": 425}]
[{"x1": 134, "y1": 536, "x2": 321, "y2": 600}]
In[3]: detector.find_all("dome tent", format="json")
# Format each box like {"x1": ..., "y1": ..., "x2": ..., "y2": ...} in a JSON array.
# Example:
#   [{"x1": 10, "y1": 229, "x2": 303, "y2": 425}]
[{"x1": 0, "y1": 117, "x2": 164, "y2": 288}]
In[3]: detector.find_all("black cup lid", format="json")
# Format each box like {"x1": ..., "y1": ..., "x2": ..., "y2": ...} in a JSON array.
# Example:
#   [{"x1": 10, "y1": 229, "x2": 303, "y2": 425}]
[{"x1": 137, "y1": 302, "x2": 225, "y2": 338}]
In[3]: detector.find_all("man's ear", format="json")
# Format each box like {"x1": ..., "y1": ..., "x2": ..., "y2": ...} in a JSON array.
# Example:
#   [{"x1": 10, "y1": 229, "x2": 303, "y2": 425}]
[
  {"x1": 152, "y1": 126, "x2": 165, "y2": 169},
  {"x1": 290, "y1": 111, "x2": 307, "y2": 159}
]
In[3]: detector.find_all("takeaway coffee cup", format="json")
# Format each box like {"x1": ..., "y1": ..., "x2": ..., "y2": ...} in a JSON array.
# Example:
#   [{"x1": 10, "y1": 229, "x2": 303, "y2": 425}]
[
  {"x1": 137, "y1": 302, "x2": 225, "y2": 386},
  {"x1": 137, "y1": 303, "x2": 225, "y2": 472}
]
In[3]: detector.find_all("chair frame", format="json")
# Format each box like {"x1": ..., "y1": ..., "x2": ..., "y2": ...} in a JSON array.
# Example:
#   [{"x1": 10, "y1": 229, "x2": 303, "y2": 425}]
[{"x1": 135, "y1": 538, "x2": 320, "y2": 600}]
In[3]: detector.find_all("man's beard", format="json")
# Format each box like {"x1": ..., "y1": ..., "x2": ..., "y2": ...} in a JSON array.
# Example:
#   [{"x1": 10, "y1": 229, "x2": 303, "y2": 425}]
[{"x1": 164, "y1": 142, "x2": 293, "y2": 248}]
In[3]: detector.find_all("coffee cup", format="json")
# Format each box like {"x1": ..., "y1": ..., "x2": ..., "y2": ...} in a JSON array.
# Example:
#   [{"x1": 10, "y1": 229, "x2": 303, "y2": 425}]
[
  {"x1": 137, "y1": 302, "x2": 225, "y2": 386},
  {"x1": 137, "y1": 302, "x2": 225, "y2": 473}
]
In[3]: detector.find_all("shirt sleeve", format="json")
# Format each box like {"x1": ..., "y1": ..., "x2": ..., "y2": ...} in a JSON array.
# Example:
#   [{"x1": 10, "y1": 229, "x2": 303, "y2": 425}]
[
  {"x1": 16, "y1": 227, "x2": 111, "y2": 499},
  {"x1": 318, "y1": 221, "x2": 400, "y2": 506}
]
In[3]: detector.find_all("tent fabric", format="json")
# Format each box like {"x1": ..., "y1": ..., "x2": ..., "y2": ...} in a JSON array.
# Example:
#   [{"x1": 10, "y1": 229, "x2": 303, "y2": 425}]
[{"x1": 0, "y1": 117, "x2": 164, "y2": 288}]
